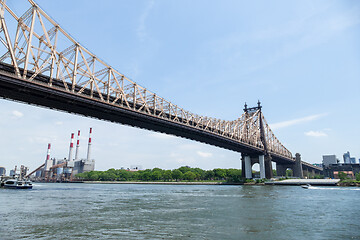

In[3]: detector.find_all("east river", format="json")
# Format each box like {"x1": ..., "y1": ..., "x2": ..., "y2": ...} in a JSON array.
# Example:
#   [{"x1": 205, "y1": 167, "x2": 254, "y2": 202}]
[{"x1": 1, "y1": 183, "x2": 359, "y2": 239}]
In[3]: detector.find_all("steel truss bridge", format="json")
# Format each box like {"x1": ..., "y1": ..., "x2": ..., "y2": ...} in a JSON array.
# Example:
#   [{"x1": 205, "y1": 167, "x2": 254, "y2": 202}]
[{"x1": 0, "y1": 0, "x2": 322, "y2": 178}]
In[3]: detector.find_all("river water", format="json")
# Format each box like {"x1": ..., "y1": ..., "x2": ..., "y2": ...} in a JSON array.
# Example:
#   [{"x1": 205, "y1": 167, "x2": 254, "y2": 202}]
[{"x1": 0, "y1": 183, "x2": 359, "y2": 239}]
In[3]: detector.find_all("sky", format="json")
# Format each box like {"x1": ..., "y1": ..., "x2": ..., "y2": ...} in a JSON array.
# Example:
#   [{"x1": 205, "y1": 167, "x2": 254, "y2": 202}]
[{"x1": 0, "y1": 0, "x2": 359, "y2": 172}]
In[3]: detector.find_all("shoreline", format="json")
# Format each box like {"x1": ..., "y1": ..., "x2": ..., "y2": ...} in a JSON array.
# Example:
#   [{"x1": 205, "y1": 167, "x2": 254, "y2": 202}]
[
  {"x1": 34, "y1": 180, "x2": 360, "y2": 187},
  {"x1": 82, "y1": 181, "x2": 243, "y2": 185}
]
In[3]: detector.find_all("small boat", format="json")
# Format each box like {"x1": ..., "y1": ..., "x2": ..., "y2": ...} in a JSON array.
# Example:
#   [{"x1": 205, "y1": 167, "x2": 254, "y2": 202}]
[
  {"x1": 301, "y1": 184, "x2": 311, "y2": 189},
  {"x1": 1, "y1": 165, "x2": 33, "y2": 189},
  {"x1": 2, "y1": 177, "x2": 33, "y2": 189}
]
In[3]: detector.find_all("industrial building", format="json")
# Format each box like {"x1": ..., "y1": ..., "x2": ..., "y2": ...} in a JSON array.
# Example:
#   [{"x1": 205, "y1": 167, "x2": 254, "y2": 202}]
[
  {"x1": 27, "y1": 128, "x2": 95, "y2": 182},
  {"x1": 324, "y1": 164, "x2": 360, "y2": 179}
]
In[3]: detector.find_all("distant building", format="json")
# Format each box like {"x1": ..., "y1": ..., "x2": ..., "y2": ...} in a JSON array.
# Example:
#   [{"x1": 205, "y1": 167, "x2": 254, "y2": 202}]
[
  {"x1": 322, "y1": 155, "x2": 338, "y2": 167},
  {"x1": 130, "y1": 165, "x2": 142, "y2": 171},
  {"x1": 72, "y1": 159, "x2": 95, "y2": 175},
  {"x1": 324, "y1": 164, "x2": 360, "y2": 179},
  {"x1": 343, "y1": 151, "x2": 356, "y2": 164},
  {"x1": 343, "y1": 151, "x2": 350, "y2": 163},
  {"x1": 0, "y1": 167, "x2": 5, "y2": 176}
]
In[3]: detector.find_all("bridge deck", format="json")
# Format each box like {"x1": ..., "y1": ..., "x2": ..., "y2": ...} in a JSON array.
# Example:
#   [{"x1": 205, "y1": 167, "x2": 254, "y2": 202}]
[{"x1": 0, "y1": 63, "x2": 293, "y2": 164}]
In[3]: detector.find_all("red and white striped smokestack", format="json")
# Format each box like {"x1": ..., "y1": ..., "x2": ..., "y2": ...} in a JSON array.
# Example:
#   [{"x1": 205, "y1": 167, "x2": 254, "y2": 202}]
[
  {"x1": 68, "y1": 133, "x2": 74, "y2": 162},
  {"x1": 74, "y1": 130, "x2": 80, "y2": 161},
  {"x1": 44, "y1": 143, "x2": 52, "y2": 171},
  {"x1": 86, "y1": 128, "x2": 92, "y2": 161},
  {"x1": 46, "y1": 143, "x2": 51, "y2": 160}
]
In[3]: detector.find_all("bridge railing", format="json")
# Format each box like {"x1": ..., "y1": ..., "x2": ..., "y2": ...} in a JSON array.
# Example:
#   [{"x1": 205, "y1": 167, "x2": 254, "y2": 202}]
[{"x1": 0, "y1": 0, "x2": 292, "y2": 159}]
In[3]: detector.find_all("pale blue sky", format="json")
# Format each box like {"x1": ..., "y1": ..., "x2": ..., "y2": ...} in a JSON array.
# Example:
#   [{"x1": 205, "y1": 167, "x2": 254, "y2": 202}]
[{"x1": 0, "y1": 0, "x2": 359, "y2": 172}]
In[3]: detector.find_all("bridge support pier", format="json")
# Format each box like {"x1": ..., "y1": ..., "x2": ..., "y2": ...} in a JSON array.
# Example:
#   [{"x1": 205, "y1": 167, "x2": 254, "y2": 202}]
[
  {"x1": 244, "y1": 155, "x2": 252, "y2": 179},
  {"x1": 293, "y1": 153, "x2": 304, "y2": 179},
  {"x1": 241, "y1": 156, "x2": 245, "y2": 178},
  {"x1": 265, "y1": 156, "x2": 273, "y2": 179},
  {"x1": 276, "y1": 163, "x2": 287, "y2": 176},
  {"x1": 259, "y1": 155, "x2": 265, "y2": 179},
  {"x1": 241, "y1": 154, "x2": 272, "y2": 179}
]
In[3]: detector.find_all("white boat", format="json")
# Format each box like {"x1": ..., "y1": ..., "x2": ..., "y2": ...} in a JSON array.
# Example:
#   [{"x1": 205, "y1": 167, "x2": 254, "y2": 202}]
[
  {"x1": 301, "y1": 184, "x2": 311, "y2": 189},
  {"x1": 2, "y1": 177, "x2": 33, "y2": 189}
]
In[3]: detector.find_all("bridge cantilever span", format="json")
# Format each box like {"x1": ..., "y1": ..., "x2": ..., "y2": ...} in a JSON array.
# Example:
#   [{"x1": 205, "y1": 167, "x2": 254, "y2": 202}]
[{"x1": 0, "y1": 0, "x2": 322, "y2": 178}]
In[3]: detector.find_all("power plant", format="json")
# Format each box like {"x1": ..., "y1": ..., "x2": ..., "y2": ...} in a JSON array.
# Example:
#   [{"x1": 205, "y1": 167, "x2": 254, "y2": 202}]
[{"x1": 26, "y1": 128, "x2": 95, "y2": 182}]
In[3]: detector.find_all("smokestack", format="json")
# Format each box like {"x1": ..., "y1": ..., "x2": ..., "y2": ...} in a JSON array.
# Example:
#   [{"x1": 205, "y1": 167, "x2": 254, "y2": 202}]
[
  {"x1": 68, "y1": 133, "x2": 74, "y2": 162},
  {"x1": 44, "y1": 143, "x2": 52, "y2": 171},
  {"x1": 86, "y1": 128, "x2": 92, "y2": 161},
  {"x1": 46, "y1": 143, "x2": 51, "y2": 161},
  {"x1": 74, "y1": 130, "x2": 80, "y2": 161}
]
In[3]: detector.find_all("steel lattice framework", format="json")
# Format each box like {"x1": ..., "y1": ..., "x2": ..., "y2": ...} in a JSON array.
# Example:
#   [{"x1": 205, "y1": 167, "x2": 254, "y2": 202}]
[{"x1": 0, "y1": 0, "x2": 292, "y2": 159}]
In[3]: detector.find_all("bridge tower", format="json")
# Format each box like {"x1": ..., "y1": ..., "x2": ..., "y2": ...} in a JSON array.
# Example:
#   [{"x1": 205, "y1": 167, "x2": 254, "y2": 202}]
[
  {"x1": 241, "y1": 101, "x2": 273, "y2": 179},
  {"x1": 275, "y1": 153, "x2": 304, "y2": 178}
]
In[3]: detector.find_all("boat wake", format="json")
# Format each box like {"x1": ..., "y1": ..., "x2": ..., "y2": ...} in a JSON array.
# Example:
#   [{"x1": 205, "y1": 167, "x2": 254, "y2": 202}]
[{"x1": 308, "y1": 186, "x2": 360, "y2": 191}]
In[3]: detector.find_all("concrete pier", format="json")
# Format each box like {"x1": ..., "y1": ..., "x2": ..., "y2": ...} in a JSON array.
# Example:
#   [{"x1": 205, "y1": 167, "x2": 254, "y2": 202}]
[
  {"x1": 259, "y1": 155, "x2": 265, "y2": 179},
  {"x1": 265, "y1": 179, "x2": 340, "y2": 186},
  {"x1": 244, "y1": 156, "x2": 252, "y2": 179}
]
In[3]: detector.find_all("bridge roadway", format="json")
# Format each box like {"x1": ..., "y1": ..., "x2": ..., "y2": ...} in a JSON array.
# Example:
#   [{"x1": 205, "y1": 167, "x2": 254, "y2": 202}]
[{"x1": 0, "y1": 62, "x2": 322, "y2": 177}]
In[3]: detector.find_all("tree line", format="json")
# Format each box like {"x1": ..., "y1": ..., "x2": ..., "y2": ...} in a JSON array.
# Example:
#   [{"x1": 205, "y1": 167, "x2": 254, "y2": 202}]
[{"x1": 75, "y1": 166, "x2": 243, "y2": 183}]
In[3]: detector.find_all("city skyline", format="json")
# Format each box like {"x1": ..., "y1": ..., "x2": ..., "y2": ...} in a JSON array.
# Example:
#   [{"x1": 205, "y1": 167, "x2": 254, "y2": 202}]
[{"x1": 0, "y1": 0, "x2": 359, "y2": 171}]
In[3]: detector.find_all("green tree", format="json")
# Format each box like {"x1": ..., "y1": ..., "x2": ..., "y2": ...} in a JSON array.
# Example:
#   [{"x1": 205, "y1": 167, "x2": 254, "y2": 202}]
[
  {"x1": 286, "y1": 169, "x2": 293, "y2": 177},
  {"x1": 172, "y1": 169, "x2": 183, "y2": 181},
  {"x1": 183, "y1": 171, "x2": 196, "y2": 181},
  {"x1": 151, "y1": 171, "x2": 162, "y2": 181},
  {"x1": 116, "y1": 169, "x2": 130, "y2": 181},
  {"x1": 338, "y1": 171, "x2": 347, "y2": 180},
  {"x1": 356, "y1": 172, "x2": 360, "y2": 181},
  {"x1": 213, "y1": 168, "x2": 226, "y2": 180},
  {"x1": 226, "y1": 169, "x2": 242, "y2": 183},
  {"x1": 141, "y1": 171, "x2": 152, "y2": 181},
  {"x1": 178, "y1": 166, "x2": 191, "y2": 174},
  {"x1": 163, "y1": 170, "x2": 173, "y2": 181},
  {"x1": 87, "y1": 171, "x2": 100, "y2": 181},
  {"x1": 192, "y1": 168, "x2": 205, "y2": 180},
  {"x1": 100, "y1": 171, "x2": 116, "y2": 181},
  {"x1": 205, "y1": 170, "x2": 215, "y2": 180}
]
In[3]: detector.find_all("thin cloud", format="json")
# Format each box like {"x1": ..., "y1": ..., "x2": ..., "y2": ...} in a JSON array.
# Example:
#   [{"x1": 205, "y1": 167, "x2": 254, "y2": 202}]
[
  {"x1": 137, "y1": 0, "x2": 155, "y2": 41},
  {"x1": 270, "y1": 113, "x2": 327, "y2": 130},
  {"x1": 11, "y1": 110, "x2": 24, "y2": 119},
  {"x1": 305, "y1": 131, "x2": 328, "y2": 137},
  {"x1": 197, "y1": 151, "x2": 213, "y2": 158}
]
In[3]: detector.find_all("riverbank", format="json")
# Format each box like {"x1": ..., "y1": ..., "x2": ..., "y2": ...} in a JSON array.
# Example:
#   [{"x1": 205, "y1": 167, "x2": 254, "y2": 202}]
[
  {"x1": 40, "y1": 179, "x2": 360, "y2": 187},
  {"x1": 337, "y1": 180, "x2": 360, "y2": 187},
  {"x1": 82, "y1": 181, "x2": 242, "y2": 185}
]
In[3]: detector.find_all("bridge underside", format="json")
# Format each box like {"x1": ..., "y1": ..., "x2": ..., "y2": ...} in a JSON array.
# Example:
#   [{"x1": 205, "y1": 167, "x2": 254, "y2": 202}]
[
  {"x1": 0, "y1": 68, "x2": 324, "y2": 178},
  {"x1": 1, "y1": 68, "x2": 291, "y2": 162}
]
